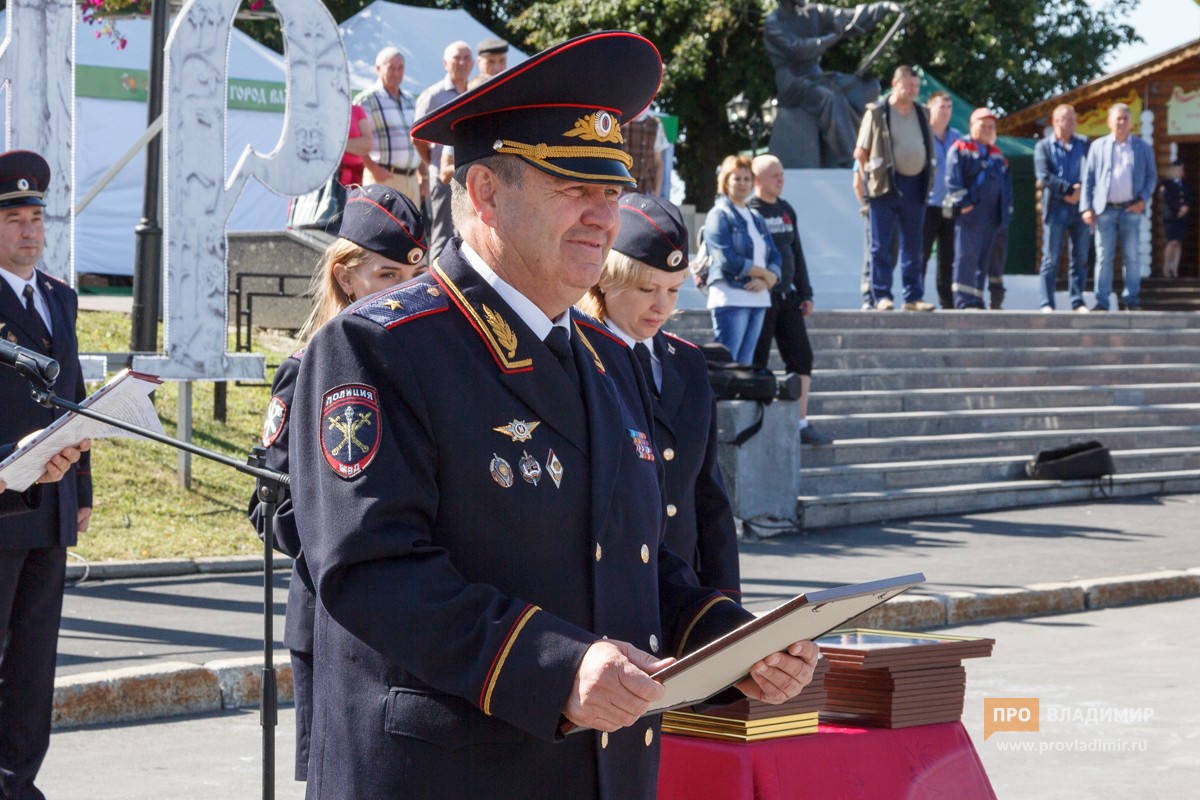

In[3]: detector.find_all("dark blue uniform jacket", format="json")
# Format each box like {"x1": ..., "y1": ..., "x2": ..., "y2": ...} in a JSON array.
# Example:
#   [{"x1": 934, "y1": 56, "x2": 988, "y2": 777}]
[
  {"x1": 651, "y1": 331, "x2": 740, "y2": 600},
  {"x1": 289, "y1": 241, "x2": 752, "y2": 800},
  {"x1": 0, "y1": 271, "x2": 91, "y2": 548}
]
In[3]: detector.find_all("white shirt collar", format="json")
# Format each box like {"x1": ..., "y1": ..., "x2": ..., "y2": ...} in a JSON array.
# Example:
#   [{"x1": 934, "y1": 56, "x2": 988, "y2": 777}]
[
  {"x1": 0, "y1": 267, "x2": 37, "y2": 301},
  {"x1": 459, "y1": 241, "x2": 568, "y2": 341}
]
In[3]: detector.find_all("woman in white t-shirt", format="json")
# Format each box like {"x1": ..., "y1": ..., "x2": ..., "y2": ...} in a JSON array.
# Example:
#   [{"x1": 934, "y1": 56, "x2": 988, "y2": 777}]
[{"x1": 702, "y1": 155, "x2": 781, "y2": 364}]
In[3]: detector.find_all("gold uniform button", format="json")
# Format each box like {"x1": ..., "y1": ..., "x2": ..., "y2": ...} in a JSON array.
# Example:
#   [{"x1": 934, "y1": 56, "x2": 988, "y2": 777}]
[
  {"x1": 649, "y1": 634, "x2": 659, "y2": 653},
  {"x1": 644, "y1": 727, "x2": 654, "y2": 746},
  {"x1": 601, "y1": 731, "x2": 609, "y2": 749},
  {"x1": 640, "y1": 544, "x2": 650, "y2": 564},
  {"x1": 595, "y1": 543, "x2": 602, "y2": 561},
  {"x1": 663, "y1": 448, "x2": 675, "y2": 461},
  {"x1": 666, "y1": 503, "x2": 677, "y2": 518}
]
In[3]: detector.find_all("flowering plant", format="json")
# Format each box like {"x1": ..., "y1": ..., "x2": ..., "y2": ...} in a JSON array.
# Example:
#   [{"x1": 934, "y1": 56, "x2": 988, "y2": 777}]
[{"x1": 80, "y1": 0, "x2": 271, "y2": 49}]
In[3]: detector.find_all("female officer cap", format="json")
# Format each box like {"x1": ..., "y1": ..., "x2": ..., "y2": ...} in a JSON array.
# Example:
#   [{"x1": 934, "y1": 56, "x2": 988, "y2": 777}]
[
  {"x1": 613, "y1": 193, "x2": 689, "y2": 272},
  {"x1": 337, "y1": 185, "x2": 427, "y2": 265}
]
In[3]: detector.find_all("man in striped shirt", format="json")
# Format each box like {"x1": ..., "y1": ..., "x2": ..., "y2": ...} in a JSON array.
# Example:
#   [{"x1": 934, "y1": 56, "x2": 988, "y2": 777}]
[{"x1": 356, "y1": 47, "x2": 425, "y2": 203}]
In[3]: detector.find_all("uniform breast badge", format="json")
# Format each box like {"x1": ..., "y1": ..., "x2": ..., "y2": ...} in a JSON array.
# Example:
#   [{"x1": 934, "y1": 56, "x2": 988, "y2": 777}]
[
  {"x1": 320, "y1": 384, "x2": 381, "y2": 479},
  {"x1": 519, "y1": 451, "x2": 541, "y2": 486},
  {"x1": 546, "y1": 449, "x2": 563, "y2": 488},
  {"x1": 493, "y1": 419, "x2": 540, "y2": 442},
  {"x1": 490, "y1": 453, "x2": 514, "y2": 488},
  {"x1": 261, "y1": 395, "x2": 287, "y2": 447},
  {"x1": 628, "y1": 429, "x2": 655, "y2": 461}
]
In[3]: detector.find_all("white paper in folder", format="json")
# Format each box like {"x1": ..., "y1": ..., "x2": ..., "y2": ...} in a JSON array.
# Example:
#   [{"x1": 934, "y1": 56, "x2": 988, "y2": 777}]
[{"x1": 0, "y1": 369, "x2": 163, "y2": 492}]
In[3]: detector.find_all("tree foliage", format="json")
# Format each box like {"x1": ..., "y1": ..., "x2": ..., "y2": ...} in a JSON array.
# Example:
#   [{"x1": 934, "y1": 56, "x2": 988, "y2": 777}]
[
  {"x1": 511, "y1": 0, "x2": 1140, "y2": 207},
  {"x1": 514, "y1": 0, "x2": 774, "y2": 206},
  {"x1": 58, "y1": 0, "x2": 1142, "y2": 206},
  {"x1": 821, "y1": 0, "x2": 1142, "y2": 115}
]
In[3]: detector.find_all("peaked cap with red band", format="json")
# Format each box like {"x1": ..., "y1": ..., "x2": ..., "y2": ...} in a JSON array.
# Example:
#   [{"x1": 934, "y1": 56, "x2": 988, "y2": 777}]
[
  {"x1": 0, "y1": 150, "x2": 50, "y2": 210},
  {"x1": 411, "y1": 31, "x2": 662, "y2": 186},
  {"x1": 613, "y1": 193, "x2": 689, "y2": 272},
  {"x1": 338, "y1": 184, "x2": 428, "y2": 266}
]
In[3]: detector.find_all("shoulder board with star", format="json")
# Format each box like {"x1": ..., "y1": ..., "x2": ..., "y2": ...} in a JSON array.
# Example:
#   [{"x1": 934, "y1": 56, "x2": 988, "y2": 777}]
[
  {"x1": 38, "y1": 270, "x2": 73, "y2": 291},
  {"x1": 349, "y1": 278, "x2": 449, "y2": 330},
  {"x1": 573, "y1": 313, "x2": 626, "y2": 347},
  {"x1": 663, "y1": 331, "x2": 699, "y2": 350}
]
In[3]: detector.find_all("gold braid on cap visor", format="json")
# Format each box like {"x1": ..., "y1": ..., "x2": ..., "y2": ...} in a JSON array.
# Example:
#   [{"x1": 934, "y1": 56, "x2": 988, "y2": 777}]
[{"x1": 492, "y1": 139, "x2": 636, "y2": 184}]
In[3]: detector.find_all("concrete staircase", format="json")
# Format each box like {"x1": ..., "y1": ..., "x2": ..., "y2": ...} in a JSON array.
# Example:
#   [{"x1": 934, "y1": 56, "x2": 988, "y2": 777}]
[
  {"x1": 663, "y1": 309, "x2": 1200, "y2": 530},
  {"x1": 1140, "y1": 277, "x2": 1200, "y2": 312}
]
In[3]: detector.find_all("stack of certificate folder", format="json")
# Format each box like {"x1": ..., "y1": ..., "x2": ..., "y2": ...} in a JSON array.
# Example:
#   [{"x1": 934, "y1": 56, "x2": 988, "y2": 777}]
[
  {"x1": 660, "y1": 658, "x2": 829, "y2": 742},
  {"x1": 816, "y1": 629, "x2": 994, "y2": 729}
]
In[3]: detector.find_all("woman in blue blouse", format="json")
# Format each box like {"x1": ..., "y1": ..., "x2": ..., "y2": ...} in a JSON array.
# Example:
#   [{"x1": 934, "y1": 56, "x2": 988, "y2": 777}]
[{"x1": 703, "y1": 155, "x2": 782, "y2": 364}]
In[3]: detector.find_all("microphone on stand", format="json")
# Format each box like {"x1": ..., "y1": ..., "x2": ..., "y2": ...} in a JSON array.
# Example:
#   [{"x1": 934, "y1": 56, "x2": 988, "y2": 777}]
[{"x1": 0, "y1": 339, "x2": 60, "y2": 390}]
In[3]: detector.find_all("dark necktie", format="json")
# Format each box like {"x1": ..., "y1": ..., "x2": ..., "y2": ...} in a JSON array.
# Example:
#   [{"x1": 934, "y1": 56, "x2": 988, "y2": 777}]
[
  {"x1": 544, "y1": 326, "x2": 581, "y2": 394},
  {"x1": 23, "y1": 284, "x2": 52, "y2": 352},
  {"x1": 634, "y1": 341, "x2": 658, "y2": 396}
]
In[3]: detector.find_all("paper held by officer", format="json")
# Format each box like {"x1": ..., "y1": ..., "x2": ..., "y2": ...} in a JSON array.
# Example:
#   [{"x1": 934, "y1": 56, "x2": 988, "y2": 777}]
[{"x1": 0, "y1": 369, "x2": 162, "y2": 492}]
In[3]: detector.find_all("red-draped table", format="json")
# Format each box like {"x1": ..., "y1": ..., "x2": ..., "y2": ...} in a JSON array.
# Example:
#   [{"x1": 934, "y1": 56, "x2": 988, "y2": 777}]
[{"x1": 657, "y1": 722, "x2": 997, "y2": 800}]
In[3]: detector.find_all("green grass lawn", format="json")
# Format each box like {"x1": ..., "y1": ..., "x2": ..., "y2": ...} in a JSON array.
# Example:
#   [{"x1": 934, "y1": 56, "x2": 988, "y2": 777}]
[{"x1": 72, "y1": 310, "x2": 298, "y2": 561}]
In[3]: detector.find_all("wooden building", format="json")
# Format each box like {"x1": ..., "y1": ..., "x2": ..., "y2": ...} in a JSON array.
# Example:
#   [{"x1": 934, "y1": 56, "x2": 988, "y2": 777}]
[{"x1": 999, "y1": 39, "x2": 1200, "y2": 289}]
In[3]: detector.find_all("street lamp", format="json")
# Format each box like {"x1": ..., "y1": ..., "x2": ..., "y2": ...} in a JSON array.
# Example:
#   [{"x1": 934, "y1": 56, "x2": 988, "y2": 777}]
[{"x1": 724, "y1": 93, "x2": 778, "y2": 156}]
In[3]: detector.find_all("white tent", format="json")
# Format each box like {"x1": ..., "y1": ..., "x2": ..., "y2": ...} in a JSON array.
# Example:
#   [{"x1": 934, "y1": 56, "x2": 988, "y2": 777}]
[
  {"x1": 339, "y1": 1, "x2": 527, "y2": 96},
  {"x1": 1, "y1": 4, "x2": 525, "y2": 277},
  {"x1": 1, "y1": 10, "x2": 294, "y2": 277}
]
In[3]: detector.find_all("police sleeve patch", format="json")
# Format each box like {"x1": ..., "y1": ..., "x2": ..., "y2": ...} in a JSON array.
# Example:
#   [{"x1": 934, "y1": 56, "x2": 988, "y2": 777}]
[
  {"x1": 261, "y1": 395, "x2": 288, "y2": 448},
  {"x1": 320, "y1": 383, "x2": 382, "y2": 479}
]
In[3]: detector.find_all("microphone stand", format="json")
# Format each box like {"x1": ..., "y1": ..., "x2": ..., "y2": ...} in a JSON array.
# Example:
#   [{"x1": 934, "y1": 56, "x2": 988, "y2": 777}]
[{"x1": 27, "y1": 380, "x2": 288, "y2": 800}]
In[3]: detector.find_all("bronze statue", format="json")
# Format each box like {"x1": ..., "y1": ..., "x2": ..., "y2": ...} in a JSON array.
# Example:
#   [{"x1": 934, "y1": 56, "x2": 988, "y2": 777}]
[{"x1": 764, "y1": 0, "x2": 905, "y2": 168}]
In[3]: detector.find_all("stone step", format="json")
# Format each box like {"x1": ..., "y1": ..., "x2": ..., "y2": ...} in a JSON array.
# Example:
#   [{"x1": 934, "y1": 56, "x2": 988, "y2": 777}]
[
  {"x1": 819, "y1": 346, "x2": 1200, "y2": 371},
  {"x1": 808, "y1": 403, "x2": 1200, "y2": 440},
  {"x1": 807, "y1": 328, "x2": 1200, "y2": 350},
  {"x1": 813, "y1": 363, "x2": 1200, "y2": 392},
  {"x1": 801, "y1": 309, "x2": 1200, "y2": 331},
  {"x1": 665, "y1": 309, "x2": 1200, "y2": 343},
  {"x1": 798, "y1": 447, "x2": 1200, "y2": 495},
  {"x1": 799, "y1": 425, "x2": 1200, "y2": 468},
  {"x1": 809, "y1": 383, "x2": 1200, "y2": 415},
  {"x1": 795, "y1": 470, "x2": 1200, "y2": 529}
]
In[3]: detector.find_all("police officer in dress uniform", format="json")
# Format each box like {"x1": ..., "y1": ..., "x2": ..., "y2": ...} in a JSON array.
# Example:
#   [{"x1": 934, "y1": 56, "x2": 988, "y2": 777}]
[
  {"x1": 578, "y1": 193, "x2": 741, "y2": 600},
  {"x1": 248, "y1": 185, "x2": 427, "y2": 782},
  {"x1": 289, "y1": 32, "x2": 818, "y2": 800},
  {"x1": 947, "y1": 108, "x2": 1013, "y2": 309},
  {"x1": 0, "y1": 150, "x2": 92, "y2": 800}
]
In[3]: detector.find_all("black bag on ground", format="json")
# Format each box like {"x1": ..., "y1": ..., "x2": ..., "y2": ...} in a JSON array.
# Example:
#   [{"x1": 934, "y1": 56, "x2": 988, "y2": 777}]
[
  {"x1": 699, "y1": 343, "x2": 778, "y2": 402},
  {"x1": 1025, "y1": 441, "x2": 1116, "y2": 480}
]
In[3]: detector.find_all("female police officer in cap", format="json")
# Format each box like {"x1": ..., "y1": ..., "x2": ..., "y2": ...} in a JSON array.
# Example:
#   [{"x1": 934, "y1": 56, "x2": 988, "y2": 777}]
[
  {"x1": 577, "y1": 193, "x2": 741, "y2": 600},
  {"x1": 247, "y1": 183, "x2": 426, "y2": 781}
]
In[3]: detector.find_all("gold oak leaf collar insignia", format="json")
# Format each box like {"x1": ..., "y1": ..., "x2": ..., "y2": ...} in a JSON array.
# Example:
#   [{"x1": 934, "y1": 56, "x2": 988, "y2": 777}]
[{"x1": 483, "y1": 304, "x2": 519, "y2": 359}]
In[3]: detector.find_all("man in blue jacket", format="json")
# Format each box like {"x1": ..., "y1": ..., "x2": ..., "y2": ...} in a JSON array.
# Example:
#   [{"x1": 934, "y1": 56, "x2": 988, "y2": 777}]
[
  {"x1": 946, "y1": 108, "x2": 1012, "y2": 309},
  {"x1": 1080, "y1": 103, "x2": 1157, "y2": 311},
  {"x1": 1035, "y1": 104, "x2": 1091, "y2": 312}
]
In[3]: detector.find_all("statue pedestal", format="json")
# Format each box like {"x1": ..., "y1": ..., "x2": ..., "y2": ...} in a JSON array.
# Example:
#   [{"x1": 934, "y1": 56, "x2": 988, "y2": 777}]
[
  {"x1": 768, "y1": 107, "x2": 824, "y2": 169},
  {"x1": 781, "y1": 169, "x2": 867, "y2": 310}
]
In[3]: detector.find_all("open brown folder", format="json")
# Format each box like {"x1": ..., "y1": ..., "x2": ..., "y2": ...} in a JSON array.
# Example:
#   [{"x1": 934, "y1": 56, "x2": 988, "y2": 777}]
[
  {"x1": 561, "y1": 573, "x2": 924, "y2": 734},
  {"x1": 647, "y1": 574, "x2": 925, "y2": 713}
]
